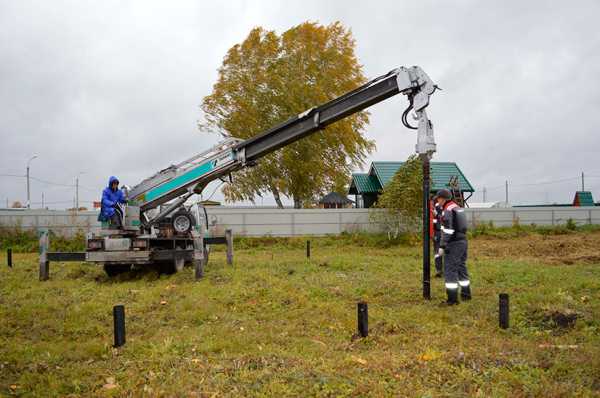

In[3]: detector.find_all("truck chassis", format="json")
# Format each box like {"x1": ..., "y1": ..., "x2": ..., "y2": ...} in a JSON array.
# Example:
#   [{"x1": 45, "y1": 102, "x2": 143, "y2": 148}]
[{"x1": 38, "y1": 229, "x2": 233, "y2": 280}]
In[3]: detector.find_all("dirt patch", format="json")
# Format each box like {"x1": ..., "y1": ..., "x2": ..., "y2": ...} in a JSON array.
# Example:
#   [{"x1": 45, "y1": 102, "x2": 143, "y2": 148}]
[
  {"x1": 524, "y1": 308, "x2": 581, "y2": 335},
  {"x1": 545, "y1": 310, "x2": 579, "y2": 328},
  {"x1": 471, "y1": 231, "x2": 600, "y2": 264}
]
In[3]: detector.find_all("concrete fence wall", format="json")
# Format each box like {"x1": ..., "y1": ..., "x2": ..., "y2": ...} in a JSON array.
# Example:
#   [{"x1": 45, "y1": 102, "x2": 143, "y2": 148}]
[
  {"x1": 204, "y1": 208, "x2": 380, "y2": 237},
  {"x1": 0, "y1": 210, "x2": 101, "y2": 237},
  {"x1": 1, "y1": 206, "x2": 599, "y2": 237}
]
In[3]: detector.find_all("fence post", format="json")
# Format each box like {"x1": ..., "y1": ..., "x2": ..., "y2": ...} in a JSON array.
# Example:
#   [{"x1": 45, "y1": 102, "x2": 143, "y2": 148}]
[
  {"x1": 195, "y1": 256, "x2": 205, "y2": 279},
  {"x1": 357, "y1": 302, "x2": 368, "y2": 337},
  {"x1": 113, "y1": 305, "x2": 126, "y2": 347},
  {"x1": 7, "y1": 248, "x2": 12, "y2": 268},
  {"x1": 588, "y1": 210, "x2": 592, "y2": 225},
  {"x1": 193, "y1": 234, "x2": 204, "y2": 280},
  {"x1": 499, "y1": 293, "x2": 509, "y2": 329},
  {"x1": 306, "y1": 240, "x2": 311, "y2": 259},
  {"x1": 225, "y1": 229, "x2": 233, "y2": 265},
  {"x1": 39, "y1": 229, "x2": 49, "y2": 281}
]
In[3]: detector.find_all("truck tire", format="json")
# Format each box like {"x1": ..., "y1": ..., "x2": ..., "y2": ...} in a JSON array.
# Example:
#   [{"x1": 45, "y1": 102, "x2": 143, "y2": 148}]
[
  {"x1": 103, "y1": 264, "x2": 132, "y2": 277},
  {"x1": 157, "y1": 260, "x2": 178, "y2": 275},
  {"x1": 172, "y1": 210, "x2": 195, "y2": 234}
]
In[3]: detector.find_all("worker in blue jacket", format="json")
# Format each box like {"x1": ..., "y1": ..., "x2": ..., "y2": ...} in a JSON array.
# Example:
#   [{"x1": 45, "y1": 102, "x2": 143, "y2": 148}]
[{"x1": 100, "y1": 176, "x2": 126, "y2": 228}]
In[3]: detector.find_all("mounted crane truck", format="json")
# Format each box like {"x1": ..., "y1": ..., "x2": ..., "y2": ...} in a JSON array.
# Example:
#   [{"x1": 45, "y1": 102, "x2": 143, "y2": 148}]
[{"x1": 40, "y1": 65, "x2": 438, "y2": 278}]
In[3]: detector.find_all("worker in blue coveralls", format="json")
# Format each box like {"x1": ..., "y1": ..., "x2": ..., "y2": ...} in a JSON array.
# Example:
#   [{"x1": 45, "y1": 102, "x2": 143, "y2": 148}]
[{"x1": 100, "y1": 176, "x2": 126, "y2": 228}]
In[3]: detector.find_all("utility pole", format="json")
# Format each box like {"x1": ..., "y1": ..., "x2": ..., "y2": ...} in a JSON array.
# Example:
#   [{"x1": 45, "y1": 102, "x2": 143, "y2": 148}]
[
  {"x1": 75, "y1": 172, "x2": 85, "y2": 212},
  {"x1": 505, "y1": 180, "x2": 509, "y2": 205},
  {"x1": 582, "y1": 171, "x2": 585, "y2": 191},
  {"x1": 41, "y1": 192, "x2": 44, "y2": 209},
  {"x1": 76, "y1": 176, "x2": 79, "y2": 211},
  {"x1": 27, "y1": 167, "x2": 30, "y2": 208},
  {"x1": 26, "y1": 155, "x2": 38, "y2": 208},
  {"x1": 483, "y1": 187, "x2": 487, "y2": 203}
]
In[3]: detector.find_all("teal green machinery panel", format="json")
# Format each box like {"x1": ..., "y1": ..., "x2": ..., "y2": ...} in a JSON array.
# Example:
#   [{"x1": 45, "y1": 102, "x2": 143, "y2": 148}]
[{"x1": 145, "y1": 160, "x2": 216, "y2": 202}]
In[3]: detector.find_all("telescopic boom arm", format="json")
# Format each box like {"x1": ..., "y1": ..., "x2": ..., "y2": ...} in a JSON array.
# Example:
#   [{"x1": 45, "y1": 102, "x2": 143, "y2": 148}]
[
  {"x1": 128, "y1": 66, "x2": 438, "y2": 226},
  {"x1": 236, "y1": 66, "x2": 437, "y2": 163}
]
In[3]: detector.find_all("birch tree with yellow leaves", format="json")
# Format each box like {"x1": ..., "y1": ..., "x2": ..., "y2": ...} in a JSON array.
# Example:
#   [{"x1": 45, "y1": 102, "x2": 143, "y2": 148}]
[{"x1": 201, "y1": 22, "x2": 374, "y2": 208}]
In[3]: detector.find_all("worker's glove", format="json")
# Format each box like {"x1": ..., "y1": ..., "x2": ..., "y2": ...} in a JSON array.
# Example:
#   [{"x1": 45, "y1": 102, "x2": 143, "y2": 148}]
[{"x1": 437, "y1": 248, "x2": 445, "y2": 257}]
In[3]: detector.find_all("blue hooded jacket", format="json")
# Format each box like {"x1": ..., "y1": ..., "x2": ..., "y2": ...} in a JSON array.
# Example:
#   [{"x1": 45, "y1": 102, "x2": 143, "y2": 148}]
[{"x1": 100, "y1": 176, "x2": 126, "y2": 219}]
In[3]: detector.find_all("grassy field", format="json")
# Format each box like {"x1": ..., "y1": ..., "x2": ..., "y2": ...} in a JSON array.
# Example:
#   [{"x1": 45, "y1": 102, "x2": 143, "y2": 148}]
[{"x1": 1, "y1": 230, "x2": 600, "y2": 397}]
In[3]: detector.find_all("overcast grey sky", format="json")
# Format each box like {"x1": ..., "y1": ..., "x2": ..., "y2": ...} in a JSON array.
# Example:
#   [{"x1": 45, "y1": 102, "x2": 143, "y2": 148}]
[{"x1": 1, "y1": 0, "x2": 599, "y2": 208}]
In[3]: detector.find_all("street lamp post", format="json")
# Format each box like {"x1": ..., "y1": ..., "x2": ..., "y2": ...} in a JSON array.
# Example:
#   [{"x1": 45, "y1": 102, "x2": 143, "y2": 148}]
[{"x1": 26, "y1": 155, "x2": 38, "y2": 209}]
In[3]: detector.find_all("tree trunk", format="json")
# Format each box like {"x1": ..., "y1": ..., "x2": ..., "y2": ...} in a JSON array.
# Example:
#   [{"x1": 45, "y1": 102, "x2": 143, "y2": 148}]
[
  {"x1": 293, "y1": 197, "x2": 302, "y2": 209},
  {"x1": 271, "y1": 186, "x2": 284, "y2": 209}
]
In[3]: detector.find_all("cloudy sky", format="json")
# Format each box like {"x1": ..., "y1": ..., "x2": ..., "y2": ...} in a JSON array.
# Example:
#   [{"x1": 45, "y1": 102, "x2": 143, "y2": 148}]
[{"x1": 1, "y1": 0, "x2": 599, "y2": 208}]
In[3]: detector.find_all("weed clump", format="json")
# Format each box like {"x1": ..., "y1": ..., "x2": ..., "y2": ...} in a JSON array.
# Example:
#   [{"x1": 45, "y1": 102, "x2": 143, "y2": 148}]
[
  {"x1": 468, "y1": 222, "x2": 598, "y2": 240},
  {"x1": 236, "y1": 232, "x2": 417, "y2": 250}
]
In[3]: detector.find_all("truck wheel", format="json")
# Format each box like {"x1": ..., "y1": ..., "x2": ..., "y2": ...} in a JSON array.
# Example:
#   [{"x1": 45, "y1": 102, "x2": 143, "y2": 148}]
[
  {"x1": 103, "y1": 264, "x2": 132, "y2": 277},
  {"x1": 172, "y1": 211, "x2": 194, "y2": 234},
  {"x1": 157, "y1": 260, "x2": 178, "y2": 275}
]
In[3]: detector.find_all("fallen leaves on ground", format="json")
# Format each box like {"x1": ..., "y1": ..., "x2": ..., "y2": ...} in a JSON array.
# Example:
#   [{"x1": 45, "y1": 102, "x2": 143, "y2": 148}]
[
  {"x1": 103, "y1": 377, "x2": 118, "y2": 389},
  {"x1": 350, "y1": 355, "x2": 367, "y2": 365},
  {"x1": 538, "y1": 344, "x2": 579, "y2": 350}
]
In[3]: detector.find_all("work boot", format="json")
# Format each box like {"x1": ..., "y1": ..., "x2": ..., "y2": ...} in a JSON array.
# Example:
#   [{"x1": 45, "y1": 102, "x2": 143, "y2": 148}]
[
  {"x1": 460, "y1": 285, "x2": 472, "y2": 301},
  {"x1": 440, "y1": 288, "x2": 459, "y2": 306}
]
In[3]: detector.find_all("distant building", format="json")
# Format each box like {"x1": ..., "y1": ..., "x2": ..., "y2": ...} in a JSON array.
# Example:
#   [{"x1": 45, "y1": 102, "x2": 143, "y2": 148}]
[
  {"x1": 318, "y1": 192, "x2": 354, "y2": 209},
  {"x1": 348, "y1": 161, "x2": 474, "y2": 208}
]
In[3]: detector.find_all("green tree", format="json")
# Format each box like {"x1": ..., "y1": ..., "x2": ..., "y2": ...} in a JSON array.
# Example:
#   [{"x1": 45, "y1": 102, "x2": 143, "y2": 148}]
[
  {"x1": 371, "y1": 155, "x2": 428, "y2": 237},
  {"x1": 201, "y1": 22, "x2": 374, "y2": 208}
]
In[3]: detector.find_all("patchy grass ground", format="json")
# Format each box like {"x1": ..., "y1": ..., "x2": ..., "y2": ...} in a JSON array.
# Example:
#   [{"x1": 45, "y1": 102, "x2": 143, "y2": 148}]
[{"x1": 1, "y1": 230, "x2": 600, "y2": 397}]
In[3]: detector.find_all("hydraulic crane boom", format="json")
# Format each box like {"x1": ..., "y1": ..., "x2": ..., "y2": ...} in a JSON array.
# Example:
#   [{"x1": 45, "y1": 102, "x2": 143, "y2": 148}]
[
  {"x1": 237, "y1": 66, "x2": 437, "y2": 162},
  {"x1": 127, "y1": 66, "x2": 438, "y2": 227}
]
